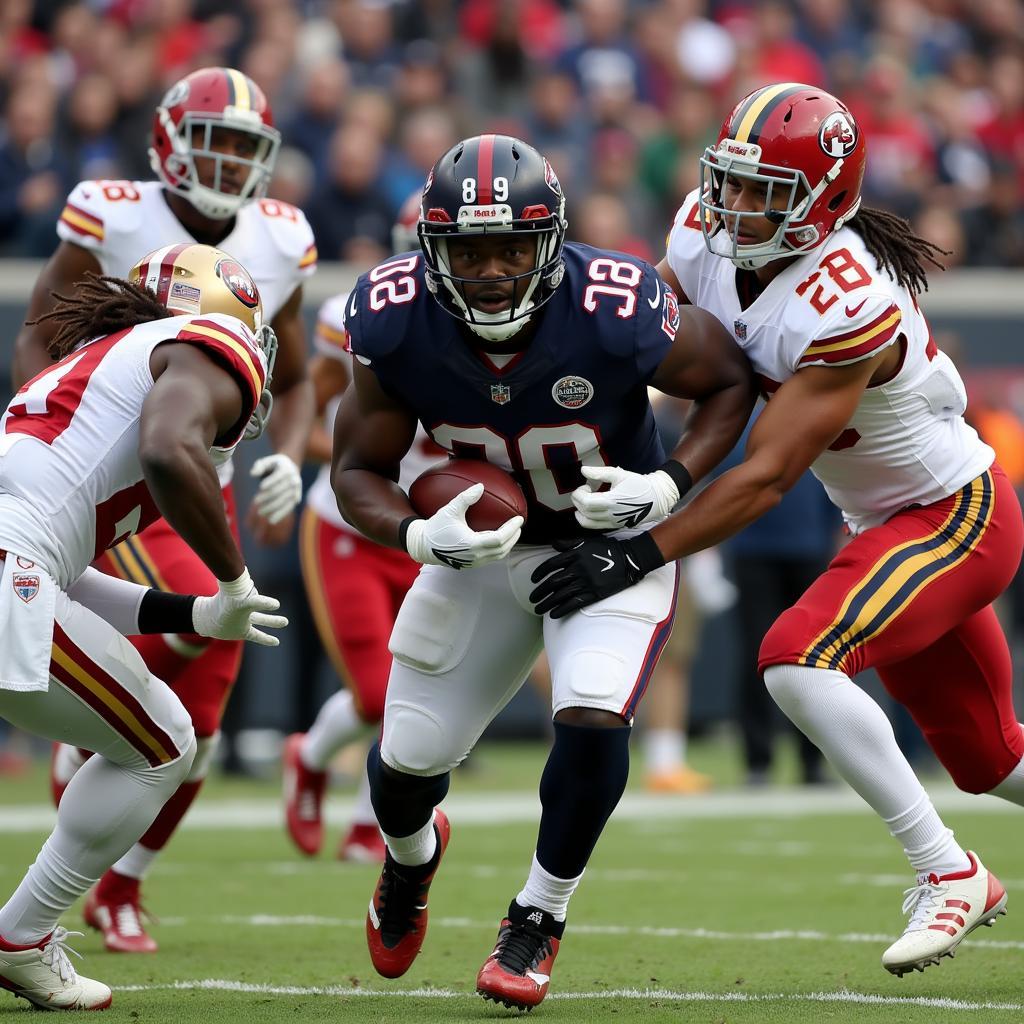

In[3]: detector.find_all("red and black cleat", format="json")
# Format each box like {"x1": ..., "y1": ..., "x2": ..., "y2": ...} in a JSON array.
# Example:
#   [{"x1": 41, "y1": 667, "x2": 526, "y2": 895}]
[
  {"x1": 476, "y1": 902, "x2": 564, "y2": 1011},
  {"x1": 366, "y1": 809, "x2": 450, "y2": 978}
]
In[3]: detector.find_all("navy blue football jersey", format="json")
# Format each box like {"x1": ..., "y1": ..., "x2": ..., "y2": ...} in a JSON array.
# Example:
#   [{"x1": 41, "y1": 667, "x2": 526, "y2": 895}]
[{"x1": 346, "y1": 242, "x2": 682, "y2": 543}]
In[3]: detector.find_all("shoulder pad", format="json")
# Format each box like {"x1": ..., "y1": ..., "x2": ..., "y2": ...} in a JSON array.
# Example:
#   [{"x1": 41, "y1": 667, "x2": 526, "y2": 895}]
[
  {"x1": 345, "y1": 255, "x2": 427, "y2": 362},
  {"x1": 247, "y1": 198, "x2": 318, "y2": 276},
  {"x1": 314, "y1": 293, "x2": 351, "y2": 357}
]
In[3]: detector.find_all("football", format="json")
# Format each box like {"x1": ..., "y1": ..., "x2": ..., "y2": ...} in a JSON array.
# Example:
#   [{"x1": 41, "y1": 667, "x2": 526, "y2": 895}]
[{"x1": 409, "y1": 458, "x2": 528, "y2": 532}]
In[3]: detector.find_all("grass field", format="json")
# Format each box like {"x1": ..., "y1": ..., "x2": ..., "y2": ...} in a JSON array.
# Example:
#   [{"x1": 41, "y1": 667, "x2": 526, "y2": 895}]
[{"x1": 1, "y1": 737, "x2": 1022, "y2": 1022}]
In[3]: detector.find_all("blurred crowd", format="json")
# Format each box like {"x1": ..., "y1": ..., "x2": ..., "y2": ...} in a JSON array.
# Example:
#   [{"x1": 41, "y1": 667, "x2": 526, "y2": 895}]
[{"x1": 1, "y1": 0, "x2": 1023, "y2": 265}]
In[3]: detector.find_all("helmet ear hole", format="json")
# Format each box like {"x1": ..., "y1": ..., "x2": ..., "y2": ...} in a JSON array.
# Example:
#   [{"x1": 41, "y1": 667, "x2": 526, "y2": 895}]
[{"x1": 828, "y1": 190, "x2": 848, "y2": 212}]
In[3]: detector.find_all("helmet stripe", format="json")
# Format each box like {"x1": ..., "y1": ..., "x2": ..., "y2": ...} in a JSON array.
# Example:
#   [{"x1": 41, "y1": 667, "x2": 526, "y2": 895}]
[
  {"x1": 226, "y1": 68, "x2": 250, "y2": 111},
  {"x1": 732, "y1": 82, "x2": 807, "y2": 144},
  {"x1": 476, "y1": 134, "x2": 495, "y2": 205},
  {"x1": 142, "y1": 242, "x2": 192, "y2": 306}
]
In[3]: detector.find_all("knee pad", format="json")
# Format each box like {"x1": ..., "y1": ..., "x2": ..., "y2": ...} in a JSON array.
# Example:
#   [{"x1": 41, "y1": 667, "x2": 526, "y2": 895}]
[
  {"x1": 185, "y1": 732, "x2": 218, "y2": 783},
  {"x1": 367, "y1": 742, "x2": 449, "y2": 837},
  {"x1": 388, "y1": 585, "x2": 479, "y2": 676},
  {"x1": 380, "y1": 700, "x2": 459, "y2": 774}
]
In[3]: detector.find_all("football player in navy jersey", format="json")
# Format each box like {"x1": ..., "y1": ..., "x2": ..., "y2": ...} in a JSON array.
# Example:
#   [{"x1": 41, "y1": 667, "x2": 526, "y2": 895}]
[{"x1": 332, "y1": 134, "x2": 756, "y2": 1010}]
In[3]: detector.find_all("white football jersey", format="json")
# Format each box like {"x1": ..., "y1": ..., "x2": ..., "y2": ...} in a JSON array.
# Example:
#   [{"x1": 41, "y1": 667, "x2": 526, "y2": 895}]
[
  {"x1": 666, "y1": 189, "x2": 993, "y2": 533},
  {"x1": 305, "y1": 292, "x2": 444, "y2": 531},
  {"x1": 57, "y1": 180, "x2": 317, "y2": 483},
  {"x1": 0, "y1": 314, "x2": 268, "y2": 589}
]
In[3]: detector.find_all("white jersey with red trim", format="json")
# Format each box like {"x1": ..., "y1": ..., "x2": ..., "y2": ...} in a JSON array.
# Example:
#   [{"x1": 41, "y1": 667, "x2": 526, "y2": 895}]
[
  {"x1": 0, "y1": 313, "x2": 267, "y2": 589},
  {"x1": 305, "y1": 292, "x2": 443, "y2": 531},
  {"x1": 666, "y1": 189, "x2": 992, "y2": 532},
  {"x1": 57, "y1": 179, "x2": 316, "y2": 485}
]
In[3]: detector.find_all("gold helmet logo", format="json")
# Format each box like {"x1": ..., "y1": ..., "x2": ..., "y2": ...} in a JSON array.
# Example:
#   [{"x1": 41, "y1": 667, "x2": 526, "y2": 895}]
[{"x1": 128, "y1": 242, "x2": 264, "y2": 332}]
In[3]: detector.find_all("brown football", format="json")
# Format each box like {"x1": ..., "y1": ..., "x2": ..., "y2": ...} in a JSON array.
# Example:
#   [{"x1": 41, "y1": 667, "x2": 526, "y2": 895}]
[{"x1": 409, "y1": 458, "x2": 528, "y2": 532}]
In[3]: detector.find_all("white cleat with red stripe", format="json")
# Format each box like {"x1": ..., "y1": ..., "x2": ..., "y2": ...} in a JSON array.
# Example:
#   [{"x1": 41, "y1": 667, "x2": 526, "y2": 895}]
[
  {"x1": 0, "y1": 927, "x2": 112, "y2": 1010},
  {"x1": 882, "y1": 851, "x2": 1007, "y2": 977}
]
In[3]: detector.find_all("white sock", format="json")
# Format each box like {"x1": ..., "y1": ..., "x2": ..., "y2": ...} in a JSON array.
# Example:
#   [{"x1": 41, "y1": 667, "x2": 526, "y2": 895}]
[
  {"x1": 763, "y1": 664, "x2": 959, "y2": 872},
  {"x1": 883, "y1": 792, "x2": 970, "y2": 877},
  {"x1": 988, "y1": 743, "x2": 1024, "y2": 807},
  {"x1": 644, "y1": 729, "x2": 686, "y2": 774},
  {"x1": 302, "y1": 691, "x2": 372, "y2": 771},
  {"x1": 110, "y1": 843, "x2": 159, "y2": 881},
  {"x1": 516, "y1": 854, "x2": 583, "y2": 922},
  {"x1": 0, "y1": 746, "x2": 191, "y2": 944},
  {"x1": 351, "y1": 767, "x2": 378, "y2": 827},
  {"x1": 383, "y1": 818, "x2": 437, "y2": 868}
]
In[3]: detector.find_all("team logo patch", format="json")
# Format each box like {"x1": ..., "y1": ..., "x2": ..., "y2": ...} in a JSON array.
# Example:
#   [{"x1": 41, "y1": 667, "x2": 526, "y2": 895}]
[
  {"x1": 215, "y1": 258, "x2": 260, "y2": 308},
  {"x1": 661, "y1": 289, "x2": 681, "y2": 340},
  {"x1": 13, "y1": 574, "x2": 39, "y2": 603},
  {"x1": 161, "y1": 79, "x2": 190, "y2": 109},
  {"x1": 543, "y1": 158, "x2": 562, "y2": 196},
  {"x1": 734, "y1": 319, "x2": 748, "y2": 340},
  {"x1": 818, "y1": 111, "x2": 858, "y2": 158},
  {"x1": 490, "y1": 384, "x2": 511, "y2": 405},
  {"x1": 552, "y1": 376, "x2": 594, "y2": 409}
]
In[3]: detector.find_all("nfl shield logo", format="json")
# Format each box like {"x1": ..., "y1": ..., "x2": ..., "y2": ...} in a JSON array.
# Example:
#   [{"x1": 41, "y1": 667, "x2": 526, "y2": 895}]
[
  {"x1": 13, "y1": 574, "x2": 39, "y2": 603},
  {"x1": 490, "y1": 384, "x2": 511, "y2": 405},
  {"x1": 734, "y1": 319, "x2": 748, "y2": 340}
]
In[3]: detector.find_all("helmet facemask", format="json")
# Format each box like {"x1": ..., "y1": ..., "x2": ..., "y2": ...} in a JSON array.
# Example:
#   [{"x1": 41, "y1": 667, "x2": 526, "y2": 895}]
[
  {"x1": 699, "y1": 140, "x2": 859, "y2": 270},
  {"x1": 151, "y1": 110, "x2": 280, "y2": 221},
  {"x1": 420, "y1": 210, "x2": 566, "y2": 344}
]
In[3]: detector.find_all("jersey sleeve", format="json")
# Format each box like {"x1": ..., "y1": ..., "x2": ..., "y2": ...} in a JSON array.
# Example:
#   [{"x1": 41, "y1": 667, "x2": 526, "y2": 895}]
[
  {"x1": 172, "y1": 313, "x2": 268, "y2": 440},
  {"x1": 798, "y1": 294, "x2": 903, "y2": 368},
  {"x1": 664, "y1": 189, "x2": 704, "y2": 305},
  {"x1": 313, "y1": 294, "x2": 351, "y2": 362},
  {"x1": 633, "y1": 261, "x2": 679, "y2": 382},
  {"x1": 56, "y1": 181, "x2": 108, "y2": 252}
]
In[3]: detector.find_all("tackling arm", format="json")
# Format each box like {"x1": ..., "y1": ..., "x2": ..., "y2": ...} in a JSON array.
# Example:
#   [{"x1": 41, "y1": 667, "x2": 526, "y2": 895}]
[
  {"x1": 649, "y1": 354, "x2": 883, "y2": 559},
  {"x1": 331, "y1": 358, "x2": 419, "y2": 548},
  {"x1": 139, "y1": 343, "x2": 247, "y2": 581},
  {"x1": 12, "y1": 241, "x2": 101, "y2": 387}
]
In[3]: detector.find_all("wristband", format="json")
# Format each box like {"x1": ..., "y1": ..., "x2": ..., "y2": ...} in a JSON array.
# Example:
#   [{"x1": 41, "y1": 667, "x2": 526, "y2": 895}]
[
  {"x1": 138, "y1": 591, "x2": 197, "y2": 634},
  {"x1": 398, "y1": 515, "x2": 420, "y2": 553},
  {"x1": 657, "y1": 459, "x2": 693, "y2": 500},
  {"x1": 623, "y1": 531, "x2": 666, "y2": 574}
]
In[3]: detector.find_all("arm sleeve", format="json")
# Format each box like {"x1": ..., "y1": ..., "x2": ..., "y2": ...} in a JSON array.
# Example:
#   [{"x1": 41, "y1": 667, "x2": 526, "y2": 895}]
[
  {"x1": 798, "y1": 296, "x2": 903, "y2": 368},
  {"x1": 65, "y1": 567, "x2": 147, "y2": 635},
  {"x1": 56, "y1": 181, "x2": 107, "y2": 251}
]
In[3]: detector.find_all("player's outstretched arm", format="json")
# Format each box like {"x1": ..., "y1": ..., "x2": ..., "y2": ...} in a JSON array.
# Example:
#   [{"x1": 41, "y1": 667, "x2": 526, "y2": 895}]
[
  {"x1": 331, "y1": 358, "x2": 421, "y2": 549},
  {"x1": 140, "y1": 342, "x2": 248, "y2": 582},
  {"x1": 651, "y1": 355, "x2": 884, "y2": 561},
  {"x1": 12, "y1": 241, "x2": 101, "y2": 387}
]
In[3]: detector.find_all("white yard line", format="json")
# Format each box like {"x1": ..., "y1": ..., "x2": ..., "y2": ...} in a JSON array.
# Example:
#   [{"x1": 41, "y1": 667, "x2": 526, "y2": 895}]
[
  {"x1": 0, "y1": 785, "x2": 1016, "y2": 833},
  {"x1": 112, "y1": 979, "x2": 1024, "y2": 1011}
]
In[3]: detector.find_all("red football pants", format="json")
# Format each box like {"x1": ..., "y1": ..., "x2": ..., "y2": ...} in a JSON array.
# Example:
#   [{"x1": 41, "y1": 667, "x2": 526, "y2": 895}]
[
  {"x1": 759, "y1": 466, "x2": 1024, "y2": 793},
  {"x1": 94, "y1": 485, "x2": 242, "y2": 738},
  {"x1": 299, "y1": 507, "x2": 419, "y2": 722}
]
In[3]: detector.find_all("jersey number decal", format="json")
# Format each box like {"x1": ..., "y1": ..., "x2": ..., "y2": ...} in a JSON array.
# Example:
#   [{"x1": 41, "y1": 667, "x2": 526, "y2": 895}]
[
  {"x1": 94, "y1": 482, "x2": 159, "y2": 559},
  {"x1": 368, "y1": 255, "x2": 419, "y2": 311},
  {"x1": 259, "y1": 198, "x2": 298, "y2": 221},
  {"x1": 583, "y1": 258, "x2": 642, "y2": 320},
  {"x1": 429, "y1": 424, "x2": 605, "y2": 512},
  {"x1": 795, "y1": 248, "x2": 872, "y2": 315},
  {"x1": 98, "y1": 180, "x2": 140, "y2": 202}
]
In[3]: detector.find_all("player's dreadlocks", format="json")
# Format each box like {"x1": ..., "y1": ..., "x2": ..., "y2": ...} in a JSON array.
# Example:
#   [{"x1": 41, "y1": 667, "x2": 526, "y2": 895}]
[
  {"x1": 28, "y1": 273, "x2": 172, "y2": 361},
  {"x1": 847, "y1": 206, "x2": 949, "y2": 297}
]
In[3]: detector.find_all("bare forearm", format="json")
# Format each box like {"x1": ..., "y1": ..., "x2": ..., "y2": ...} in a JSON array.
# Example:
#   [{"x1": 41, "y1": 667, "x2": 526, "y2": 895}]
[
  {"x1": 334, "y1": 468, "x2": 416, "y2": 549},
  {"x1": 650, "y1": 462, "x2": 785, "y2": 560},
  {"x1": 669, "y1": 381, "x2": 755, "y2": 484},
  {"x1": 268, "y1": 380, "x2": 315, "y2": 464},
  {"x1": 143, "y1": 446, "x2": 245, "y2": 581}
]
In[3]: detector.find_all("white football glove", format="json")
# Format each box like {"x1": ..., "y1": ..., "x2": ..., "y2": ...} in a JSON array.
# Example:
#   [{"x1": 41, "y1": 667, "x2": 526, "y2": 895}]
[
  {"x1": 571, "y1": 465, "x2": 679, "y2": 531},
  {"x1": 405, "y1": 483, "x2": 523, "y2": 570},
  {"x1": 250, "y1": 454, "x2": 302, "y2": 524},
  {"x1": 192, "y1": 569, "x2": 288, "y2": 647}
]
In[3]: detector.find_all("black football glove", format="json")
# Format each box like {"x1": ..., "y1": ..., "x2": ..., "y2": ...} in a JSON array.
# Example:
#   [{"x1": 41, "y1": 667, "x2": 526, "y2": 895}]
[{"x1": 529, "y1": 532, "x2": 666, "y2": 619}]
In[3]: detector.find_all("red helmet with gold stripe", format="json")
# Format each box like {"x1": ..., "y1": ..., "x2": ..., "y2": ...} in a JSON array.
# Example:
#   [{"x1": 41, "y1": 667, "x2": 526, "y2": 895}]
[
  {"x1": 148, "y1": 67, "x2": 281, "y2": 221},
  {"x1": 699, "y1": 82, "x2": 866, "y2": 269}
]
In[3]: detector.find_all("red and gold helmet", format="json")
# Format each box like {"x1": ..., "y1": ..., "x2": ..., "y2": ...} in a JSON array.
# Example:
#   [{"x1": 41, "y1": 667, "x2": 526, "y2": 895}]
[
  {"x1": 148, "y1": 67, "x2": 281, "y2": 221},
  {"x1": 699, "y1": 83, "x2": 866, "y2": 269}
]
